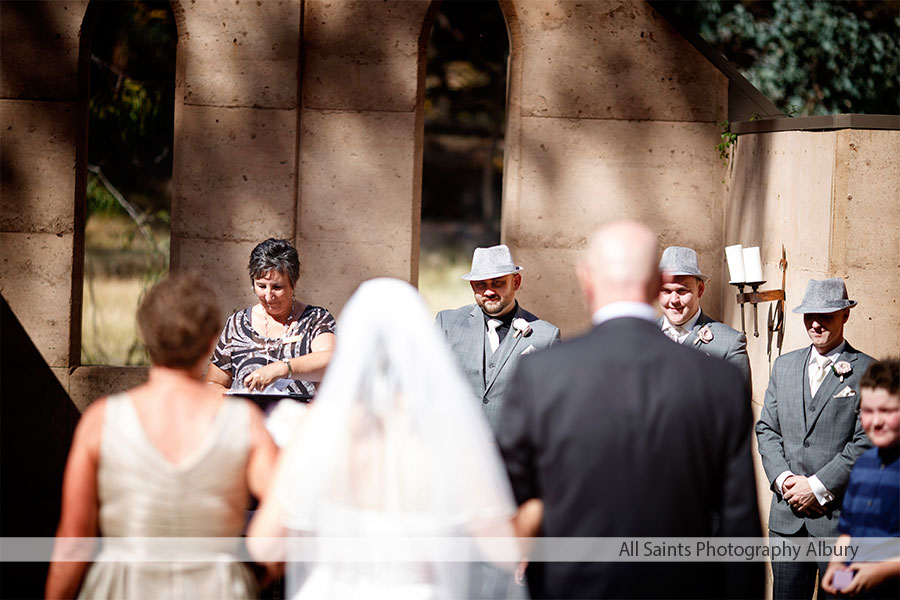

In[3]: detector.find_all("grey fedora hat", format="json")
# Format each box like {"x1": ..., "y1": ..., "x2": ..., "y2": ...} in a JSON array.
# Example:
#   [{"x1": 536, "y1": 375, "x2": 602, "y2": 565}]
[
  {"x1": 659, "y1": 246, "x2": 709, "y2": 282},
  {"x1": 461, "y1": 244, "x2": 523, "y2": 281},
  {"x1": 792, "y1": 278, "x2": 857, "y2": 313}
]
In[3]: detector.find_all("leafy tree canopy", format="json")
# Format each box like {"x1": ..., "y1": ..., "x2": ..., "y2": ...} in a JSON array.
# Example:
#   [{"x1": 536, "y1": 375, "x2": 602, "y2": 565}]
[
  {"x1": 669, "y1": 0, "x2": 900, "y2": 116},
  {"x1": 88, "y1": 1, "x2": 176, "y2": 217}
]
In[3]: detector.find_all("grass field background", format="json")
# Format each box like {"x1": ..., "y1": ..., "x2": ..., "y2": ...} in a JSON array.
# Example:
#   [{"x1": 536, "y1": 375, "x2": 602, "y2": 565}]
[{"x1": 82, "y1": 216, "x2": 486, "y2": 366}]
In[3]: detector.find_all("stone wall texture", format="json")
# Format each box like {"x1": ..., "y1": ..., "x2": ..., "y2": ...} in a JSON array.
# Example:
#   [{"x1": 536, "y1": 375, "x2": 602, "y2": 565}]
[
  {"x1": 1, "y1": 1, "x2": 87, "y2": 377},
  {"x1": 2, "y1": 2, "x2": 898, "y2": 556},
  {"x1": 501, "y1": 0, "x2": 730, "y2": 338}
]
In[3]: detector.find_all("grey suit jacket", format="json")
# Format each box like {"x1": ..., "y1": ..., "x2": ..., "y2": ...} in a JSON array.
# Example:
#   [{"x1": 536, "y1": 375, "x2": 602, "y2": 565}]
[
  {"x1": 657, "y1": 311, "x2": 751, "y2": 388},
  {"x1": 755, "y1": 342, "x2": 874, "y2": 537},
  {"x1": 436, "y1": 303, "x2": 560, "y2": 434}
]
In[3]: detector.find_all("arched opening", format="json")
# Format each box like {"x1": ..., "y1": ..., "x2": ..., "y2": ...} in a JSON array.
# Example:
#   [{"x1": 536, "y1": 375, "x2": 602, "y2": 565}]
[
  {"x1": 80, "y1": 1, "x2": 177, "y2": 365},
  {"x1": 418, "y1": 0, "x2": 509, "y2": 313}
]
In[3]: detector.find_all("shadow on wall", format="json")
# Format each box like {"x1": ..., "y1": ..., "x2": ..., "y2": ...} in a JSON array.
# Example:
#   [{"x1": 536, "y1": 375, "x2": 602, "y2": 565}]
[
  {"x1": 508, "y1": 0, "x2": 730, "y2": 244},
  {"x1": 170, "y1": 0, "x2": 302, "y2": 252},
  {"x1": 500, "y1": 0, "x2": 737, "y2": 335},
  {"x1": 1, "y1": 295, "x2": 81, "y2": 598},
  {"x1": 0, "y1": 1, "x2": 80, "y2": 101}
]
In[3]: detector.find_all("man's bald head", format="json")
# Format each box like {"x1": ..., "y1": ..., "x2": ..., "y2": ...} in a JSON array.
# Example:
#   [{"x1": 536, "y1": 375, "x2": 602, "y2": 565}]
[{"x1": 578, "y1": 221, "x2": 662, "y2": 313}]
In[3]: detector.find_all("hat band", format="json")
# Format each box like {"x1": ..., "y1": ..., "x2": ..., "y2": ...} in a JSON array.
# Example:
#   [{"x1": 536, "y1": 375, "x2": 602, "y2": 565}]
[
  {"x1": 808, "y1": 299, "x2": 853, "y2": 307},
  {"x1": 468, "y1": 265, "x2": 518, "y2": 276}
]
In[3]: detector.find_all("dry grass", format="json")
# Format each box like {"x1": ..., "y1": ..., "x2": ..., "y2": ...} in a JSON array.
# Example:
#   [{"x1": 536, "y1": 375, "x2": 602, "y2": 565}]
[
  {"x1": 418, "y1": 249, "x2": 475, "y2": 316},
  {"x1": 81, "y1": 251, "x2": 473, "y2": 366},
  {"x1": 81, "y1": 214, "x2": 168, "y2": 366},
  {"x1": 80, "y1": 216, "x2": 477, "y2": 365},
  {"x1": 82, "y1": 275, "x2": 152, "y2": 365}
]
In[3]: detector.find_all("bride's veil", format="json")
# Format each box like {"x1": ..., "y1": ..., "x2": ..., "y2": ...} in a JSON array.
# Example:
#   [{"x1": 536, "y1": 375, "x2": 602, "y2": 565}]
[{"x1": 272, "y1": 278, "x2": 520, "y2": 598}]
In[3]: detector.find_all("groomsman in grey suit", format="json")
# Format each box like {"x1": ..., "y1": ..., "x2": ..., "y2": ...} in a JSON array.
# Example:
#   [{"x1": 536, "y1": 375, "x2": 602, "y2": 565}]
[
  {"x1": 756, "y1": 278, "x2": 875, "y2": 600},
  {"x1": 657, "y1": 246, "x2": 751, "y2": 387},
  {"x1": 435, "y1": 244, "x2": 560, "y2": 435},
  {"x1": 436, "y1": 244, "x2": 559, "y2": 599}
]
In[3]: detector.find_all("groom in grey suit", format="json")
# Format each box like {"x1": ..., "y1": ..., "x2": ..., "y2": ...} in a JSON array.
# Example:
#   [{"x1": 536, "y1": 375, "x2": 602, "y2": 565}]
[
  {"x1": 657, "y1": 246, "x2": 751, "y2": 387},
  {"x1": 436, "y1": 245, "x2": 560, "y2": 435},
  {"x1": 756, "y1": 278, "x2": 874, "y2": 600}
]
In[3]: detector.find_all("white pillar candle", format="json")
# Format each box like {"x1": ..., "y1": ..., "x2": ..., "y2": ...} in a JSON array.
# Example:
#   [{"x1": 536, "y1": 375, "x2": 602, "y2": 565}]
[
  {"x1": 742, "y1": 246, "x2": 763, "y2": 283},
  {"x1": 725, "y1": 244, "x2": 746, "y2": 283}
]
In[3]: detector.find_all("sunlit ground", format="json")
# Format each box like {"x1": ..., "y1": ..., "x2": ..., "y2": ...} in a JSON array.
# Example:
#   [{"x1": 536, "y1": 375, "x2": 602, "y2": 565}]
[{"x1": 82, "y1": 216, "x2": 482, "y2": 366}]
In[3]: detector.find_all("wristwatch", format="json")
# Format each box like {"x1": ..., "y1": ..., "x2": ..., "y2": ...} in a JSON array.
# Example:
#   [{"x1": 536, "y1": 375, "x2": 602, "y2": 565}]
[{"x1": 282, "y1": 357, "x2": 293, "y2": 378}]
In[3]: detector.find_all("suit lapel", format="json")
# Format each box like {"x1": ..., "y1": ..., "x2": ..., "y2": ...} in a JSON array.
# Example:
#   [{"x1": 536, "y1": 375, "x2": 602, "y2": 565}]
[
  {"x1": 685, "y1": 311, "x2": 711, "y2": 347},
  {"x1": 468, "y1": 305, "x2": 486, "y2": 390},
  {"x1": 484, "y1": 307, "x2": 525, "y2": 394},
  {"x1": 806, "y1": 346, "x2": 859, "y2": 433},
  {"x1": 792, "y1": 347, "x2": 812, "y2": 432}
]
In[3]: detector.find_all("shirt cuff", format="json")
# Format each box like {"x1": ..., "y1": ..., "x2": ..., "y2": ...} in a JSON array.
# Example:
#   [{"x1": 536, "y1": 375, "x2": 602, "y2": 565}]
[
  {"x1": 775, "y1": 471, "x2": 794, "y2": 496},
  {"x1": 808, "y1": 475, "x2": 835, "y2": 505}
]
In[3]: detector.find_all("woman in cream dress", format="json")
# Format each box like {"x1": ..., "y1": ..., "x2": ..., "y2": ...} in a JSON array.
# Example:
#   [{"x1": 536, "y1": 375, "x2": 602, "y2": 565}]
[
  {"x1": 46, "y1": 273, "x2": 278, "y2": 599},
  {"x1": 249, "y1": 278, "x2": 526, "y2": 600}
]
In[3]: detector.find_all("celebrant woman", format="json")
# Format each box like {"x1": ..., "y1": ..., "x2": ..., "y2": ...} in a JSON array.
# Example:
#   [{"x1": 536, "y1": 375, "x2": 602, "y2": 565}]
[{"x1": 205, "y1": 238, "x2": 336, "y2": 401}]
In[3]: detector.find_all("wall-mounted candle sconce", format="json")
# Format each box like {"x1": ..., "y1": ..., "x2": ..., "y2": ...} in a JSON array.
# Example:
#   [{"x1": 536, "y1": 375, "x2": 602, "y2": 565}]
[{"x1": 726, "y1": 244, "x2": 787, "y2": 339}]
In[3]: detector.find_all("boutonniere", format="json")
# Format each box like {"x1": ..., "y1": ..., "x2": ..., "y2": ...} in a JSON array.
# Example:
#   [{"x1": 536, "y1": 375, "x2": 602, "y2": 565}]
[
  {"x1": 693, "y1": 324, "x2": 714, "y2": 345},
  {"x1": 832, "y1": 361, "x2": 852, "y2": 382},
  {"x1": 512, "y1": 318, "x2": 533, "y2": 339}
]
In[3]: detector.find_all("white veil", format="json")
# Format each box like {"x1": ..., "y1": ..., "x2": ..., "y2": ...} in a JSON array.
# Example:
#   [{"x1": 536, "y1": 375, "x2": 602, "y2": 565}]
[{"x1": 271, "y1": 278, "x2": 520, "y2": 599}]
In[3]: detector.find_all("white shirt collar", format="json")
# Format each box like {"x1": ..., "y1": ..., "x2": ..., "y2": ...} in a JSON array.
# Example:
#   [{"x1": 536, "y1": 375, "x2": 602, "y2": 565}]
[
  {"x1": 808, "y1": 340, "x2": 846, "y2": 365},
  {"x1": 661, "y1": 308, "x2": 702, "y2": 334},
  {"x1": 592, "y1": 302, "x2": 657, "y2": 326}
]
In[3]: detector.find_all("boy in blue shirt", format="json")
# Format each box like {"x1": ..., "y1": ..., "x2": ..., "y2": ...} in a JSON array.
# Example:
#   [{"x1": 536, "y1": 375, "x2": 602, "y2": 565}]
[{"x1": 822, "y1": 358, "x2": 900, "y2": 598}]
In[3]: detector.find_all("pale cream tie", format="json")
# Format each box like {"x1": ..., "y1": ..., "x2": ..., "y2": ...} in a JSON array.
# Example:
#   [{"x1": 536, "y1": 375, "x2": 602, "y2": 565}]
[
  {"x1": 487, "y1": 318, "x2": 502, "y2": 353},
  {"x1": 810, "y1": 355, "x2": 832, "y2": 396},
  {"x1": 665, "y1": 325, "x2": 685, "y2": 342}
]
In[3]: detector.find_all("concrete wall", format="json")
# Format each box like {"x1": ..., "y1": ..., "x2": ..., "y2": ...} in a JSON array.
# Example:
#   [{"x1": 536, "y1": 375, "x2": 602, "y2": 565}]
[
  {"x1": 724, "y1": 127, "x2": 900, "y2": 526},
  {"x1": 172, "y1": 0, "x2": 435, "y2": 321},
  {"x1": 1, "y1": 1, "x2": 89, "y2": 395},
  {"x1": 500, "y1": 0, "x2": 729, "y2": 338},
  {"x1": 169, "y1": 0, "x2": 302, "y2": 316},
  {"x1": 294, "y1": 0, "x2": 435, "y2": 312}
]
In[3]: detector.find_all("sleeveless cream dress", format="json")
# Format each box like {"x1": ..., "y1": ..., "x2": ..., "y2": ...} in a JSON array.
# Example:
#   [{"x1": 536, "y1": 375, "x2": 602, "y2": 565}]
[{"x1": 78, "y1": 393, "x2": 257, "y2": 599}]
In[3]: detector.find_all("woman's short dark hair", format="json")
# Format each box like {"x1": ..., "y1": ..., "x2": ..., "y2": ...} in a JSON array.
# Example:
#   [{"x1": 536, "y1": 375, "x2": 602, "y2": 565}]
[
  {"x1": 860, "y1": 358, "x2": 900, "y2": 396},
  {"x1": 248, "y1": 238, "x2": 300, "y2": 288},
  {"x1": 137, "y1": 272, "x2": 222, "y2": 368}
]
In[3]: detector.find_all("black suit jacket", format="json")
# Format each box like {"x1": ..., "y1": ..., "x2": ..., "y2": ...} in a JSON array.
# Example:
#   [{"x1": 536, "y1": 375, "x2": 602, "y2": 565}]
[{"x1": 498, "y1": 317, "x2": 763, "y2": 599}]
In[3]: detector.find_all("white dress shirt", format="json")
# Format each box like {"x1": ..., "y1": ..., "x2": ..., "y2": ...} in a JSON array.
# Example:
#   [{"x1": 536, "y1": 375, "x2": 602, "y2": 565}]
[
  {"x1": 592, "y1": 301, "x2": 658, "y2": 326},
  {"x1": 774, "y1": 340, "x2": 847, "y2": 505},
  {"x1": 660, "y1": 309, "x2": 702, "y2": 344}
]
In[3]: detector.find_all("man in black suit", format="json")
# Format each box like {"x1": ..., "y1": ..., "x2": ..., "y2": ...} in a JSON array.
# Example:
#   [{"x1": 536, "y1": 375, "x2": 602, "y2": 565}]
[{"x1": 497, "y1": 221, "x2": 763, "y2": 599}]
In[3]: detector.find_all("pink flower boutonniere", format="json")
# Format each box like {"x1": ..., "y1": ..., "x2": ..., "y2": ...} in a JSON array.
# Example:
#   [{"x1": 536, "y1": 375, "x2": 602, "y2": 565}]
[
  {"x1": 832, "y1": 360, "x2": 852, "y2": 382},
  {"x1": 512, "y1": 318, "x2": 533, "y2": 339},
  {"x1": 693, "y1": 324, "x2": 714, "y2": 345}
]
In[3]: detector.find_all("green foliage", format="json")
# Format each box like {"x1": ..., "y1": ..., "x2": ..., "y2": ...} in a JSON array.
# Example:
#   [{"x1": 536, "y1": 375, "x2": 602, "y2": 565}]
[
  {"x1": 670, "y1": 0, "x2": 900, "y2": 116},
  {"x1": 423, "y1": 0, "x2": 508, "y2": 224},
  {"x1": 425, "y1": 0, "x2": 509, "y2": 135},
  {"x1": 90, "y1": 79, "x2": 163, "y2": 145},
  {"x1": 86, "y1": 172, "x2": 124, "y2": 216},
  {"x1": 717, "y1": 121, "x2": 738, "y2": 167},
  {"x1": 88, "y1": 1, "x2": 176, "y2": 217}
]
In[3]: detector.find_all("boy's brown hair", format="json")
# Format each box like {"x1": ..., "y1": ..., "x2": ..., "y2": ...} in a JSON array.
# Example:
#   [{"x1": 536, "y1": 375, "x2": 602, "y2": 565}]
[{"x1": 859, "y1": 357, "x2": 900, "y2": 395}]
